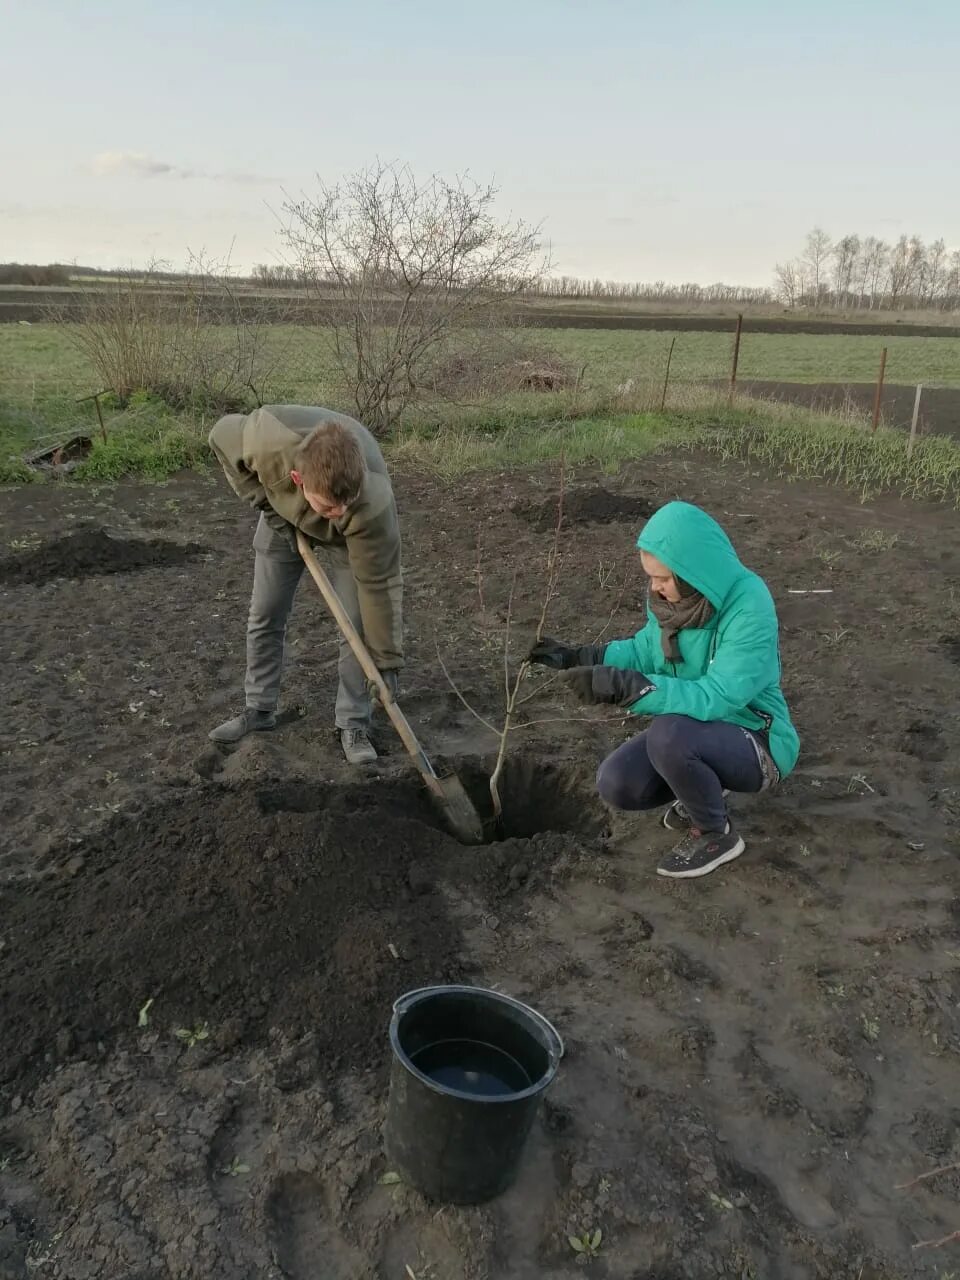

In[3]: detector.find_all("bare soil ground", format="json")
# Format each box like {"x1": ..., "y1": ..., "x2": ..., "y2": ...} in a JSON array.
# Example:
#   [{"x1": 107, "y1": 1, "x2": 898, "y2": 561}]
[
  {"x1": 3, "y1": 291, "x2": 960, "y2": 336},
  {"x1": 1, "y1": 452, "x2": 959, "y2": 1279}
]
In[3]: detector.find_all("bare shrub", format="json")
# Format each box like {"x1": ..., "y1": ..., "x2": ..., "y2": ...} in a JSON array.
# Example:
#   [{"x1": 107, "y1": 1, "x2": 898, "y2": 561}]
[
  {"x1": 58, "y1": 254, "x2": 280, "y2": 415},
  {"x1": 280, "y1": 161, "x2": 547, "y2": 433},
  {"x1": 425, "y1": 332, "x2": 578, "y2": 403}
]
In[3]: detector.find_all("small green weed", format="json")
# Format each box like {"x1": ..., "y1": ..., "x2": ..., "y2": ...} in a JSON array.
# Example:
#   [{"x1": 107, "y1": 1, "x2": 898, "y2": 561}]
[
  {"x1": 855, "y1": 528, "x2": 900, "y2": 552},
  {"x1": 568, "y1": 1228, "x2": 603, "y2": 1259},
  {"x1": 175, "y1": 1022, "x2": 210, "y2": 1049},
  {"x1": 822, "y1": 628, "x2": 850, "y2": 646},
  {"x1": 708, "y1": 1191, "x2": 735, "y2": 1211},
  {"x1": 861, "y1": 1013, "x2": 881, "y2": 1042}
]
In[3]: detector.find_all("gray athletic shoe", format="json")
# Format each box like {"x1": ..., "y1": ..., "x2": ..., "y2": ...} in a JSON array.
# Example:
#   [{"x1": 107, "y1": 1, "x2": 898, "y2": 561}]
[
  {"x1": 208, "y1": 708, "x2": 277, "y2": 743},
  {"x1": 657, "y1": 823, "x2": 746, "y2": 879},
  {"x1": 340, "y1": 728, "x2": 377, "y2": 765}
]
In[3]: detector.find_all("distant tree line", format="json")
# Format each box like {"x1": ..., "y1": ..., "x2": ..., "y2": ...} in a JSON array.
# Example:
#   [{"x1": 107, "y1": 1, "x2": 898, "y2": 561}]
[
  {"x1": 526, "y1": 277, "x2": 774, "y2": 305},
  {"x1": 6, "y1": 226, "x2": 960, "y2": 313},
  {"x1": 774, "y1": 228, "x2": 960, "y2": 311},
  {"x1": 0, "y1": 263, "x2": 72, "y2": 285}
]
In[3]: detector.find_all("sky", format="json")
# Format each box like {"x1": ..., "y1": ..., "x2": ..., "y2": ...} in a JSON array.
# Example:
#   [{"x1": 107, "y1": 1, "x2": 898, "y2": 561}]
[{"x1": 2, "y1": 0, "x2": 958, "y2": 286}]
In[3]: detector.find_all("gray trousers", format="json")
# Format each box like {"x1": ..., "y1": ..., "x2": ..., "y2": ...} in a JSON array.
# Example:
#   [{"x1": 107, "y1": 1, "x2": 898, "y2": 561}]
[{"x1": 244, "y1": 516, "x2": 369, "y2": 731}]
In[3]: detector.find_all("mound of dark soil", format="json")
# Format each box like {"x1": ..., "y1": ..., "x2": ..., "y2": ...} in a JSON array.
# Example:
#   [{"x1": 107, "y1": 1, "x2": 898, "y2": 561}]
[
  {"x1": 513, "y1": 487, "x2": 656, "y2": 531},
  {"x1": 0, "y1": 527, "x2": 205, "y2": 586},
  {"x1": 0, "y1": 780, "x2": 462, "y2": 1094},
  {"x1": 0, "y1": 758, "x2": 608, "y2": 1096}
]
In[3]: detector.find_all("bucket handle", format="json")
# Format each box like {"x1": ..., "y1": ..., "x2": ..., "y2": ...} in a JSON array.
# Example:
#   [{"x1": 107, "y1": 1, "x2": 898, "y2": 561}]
[{"x1": 392, "y1": 984, "x2": 565, "y2": 1060}]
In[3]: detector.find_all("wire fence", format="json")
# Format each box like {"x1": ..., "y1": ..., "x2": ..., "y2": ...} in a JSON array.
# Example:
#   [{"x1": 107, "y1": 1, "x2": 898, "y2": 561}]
[{"x1": 2, "y1": 316, "x2": 958, "y2": 447}]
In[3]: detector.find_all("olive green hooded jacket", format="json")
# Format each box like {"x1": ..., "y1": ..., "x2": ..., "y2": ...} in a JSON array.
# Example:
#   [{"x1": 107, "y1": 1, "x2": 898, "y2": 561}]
[{"x1": 209, "y1": 405, "x2": 403, "y2": 670}]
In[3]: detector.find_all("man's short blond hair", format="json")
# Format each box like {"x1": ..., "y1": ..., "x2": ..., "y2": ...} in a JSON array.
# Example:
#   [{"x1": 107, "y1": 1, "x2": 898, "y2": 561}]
[{"x1": 295, "y1": 421, "x2": 366, "y2": 503}]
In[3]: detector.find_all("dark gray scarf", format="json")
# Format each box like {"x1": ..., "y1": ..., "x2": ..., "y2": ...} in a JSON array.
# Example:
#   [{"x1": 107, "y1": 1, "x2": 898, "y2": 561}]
[{"x1": 647, "y1": 578, "x2": 714, "y2": 661}]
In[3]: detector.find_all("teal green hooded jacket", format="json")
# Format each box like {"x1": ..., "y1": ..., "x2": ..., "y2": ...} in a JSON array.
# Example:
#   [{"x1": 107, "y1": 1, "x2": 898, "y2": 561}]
[{"x1": 602, "y1": 501, "x2": 800, "y2": 777}]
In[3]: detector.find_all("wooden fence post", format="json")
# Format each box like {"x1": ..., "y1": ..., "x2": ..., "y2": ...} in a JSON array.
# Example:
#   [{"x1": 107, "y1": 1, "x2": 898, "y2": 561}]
[
  {"x1": 907, "y1": 384, "x2": 922, "y2": 458},
  {"x1": 871, "y1": 347, "x2": 888, "y2": 432},
  {"x1": 729, "y1": 313, "x2": 743, "y2": 401},
  {"x1": 660, "y1": 336, "x2": 677, "y2": 412}
]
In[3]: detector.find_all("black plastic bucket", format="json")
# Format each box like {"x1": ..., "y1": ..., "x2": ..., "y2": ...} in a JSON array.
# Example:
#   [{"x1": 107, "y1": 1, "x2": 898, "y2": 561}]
[{"x1": 384, "y1": 984, "x2": 563, "y2": 1204}]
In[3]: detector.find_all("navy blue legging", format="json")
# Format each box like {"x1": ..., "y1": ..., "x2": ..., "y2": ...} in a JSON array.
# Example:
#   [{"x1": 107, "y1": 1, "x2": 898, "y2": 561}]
[{"x1": 596, "y1": 714, "x2": 765, "y2": 832}]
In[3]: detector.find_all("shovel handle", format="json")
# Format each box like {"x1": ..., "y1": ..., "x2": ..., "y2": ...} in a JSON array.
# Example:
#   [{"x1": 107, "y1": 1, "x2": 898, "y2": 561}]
[{"x1": 296, "y1": 533, "x2": 441, "y2": 787}]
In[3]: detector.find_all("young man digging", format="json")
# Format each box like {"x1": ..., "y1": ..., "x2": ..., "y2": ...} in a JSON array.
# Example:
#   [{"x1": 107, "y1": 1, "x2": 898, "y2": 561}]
[
  {"x1": 208, "y1": 405, "x2": 403, "y2": 765},
  {"x1": 528, "y1": 501, "x2": 799, "y2": 878}
]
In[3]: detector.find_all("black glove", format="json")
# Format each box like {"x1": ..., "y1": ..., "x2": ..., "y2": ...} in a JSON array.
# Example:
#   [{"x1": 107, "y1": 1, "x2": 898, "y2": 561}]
[
  {"x1": 527, "y1": 636, "x2": 606, "y2": 670},
  {"x1": 368, "y1": 669, "x2": 399, "y2": 706},
  {"x1": 558, "y1": 665, "x2": 656, "y2": 706}
]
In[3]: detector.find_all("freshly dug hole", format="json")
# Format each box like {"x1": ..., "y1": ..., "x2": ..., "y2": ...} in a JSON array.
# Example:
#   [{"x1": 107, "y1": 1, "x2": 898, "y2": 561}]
[{"x1": 456, "y1": 754, "x2": 609, "y2": 841}]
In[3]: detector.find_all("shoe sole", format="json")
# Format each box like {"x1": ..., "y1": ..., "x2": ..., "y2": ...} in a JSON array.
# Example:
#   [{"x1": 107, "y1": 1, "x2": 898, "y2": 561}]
[
  {"x1": 656, "y1": 835, "x2": 746, "y2": 879},
  {"x1": 662, "y1": 808, "x2": 690, "y2": 832}
]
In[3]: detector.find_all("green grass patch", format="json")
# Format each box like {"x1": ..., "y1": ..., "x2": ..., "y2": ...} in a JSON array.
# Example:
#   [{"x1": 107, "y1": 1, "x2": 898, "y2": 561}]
[
  {"x1": 544, "y1": 328, "x2": 960, "y2": 388},
  {"x1": 699, "y1": 416, "x2": 960, "y2": 506},
  {"x1": 4, "y1": 323, "x2": 960, "y2": 426},
  {"x1": 72, "y1": 421, "x2": 209, "y2": 482},
  {"x1": 0, "y1": 395, "x2": 209, "y2": 485},
  {"x1": 389, "y1": 403, "x2": 960, "y2": 507},
  {"x1": 389, "y1": 412, "x2": 692, "y2": 478},
  {"x1": 3, "y1": 322, "x2": 960, "y2": 504}
]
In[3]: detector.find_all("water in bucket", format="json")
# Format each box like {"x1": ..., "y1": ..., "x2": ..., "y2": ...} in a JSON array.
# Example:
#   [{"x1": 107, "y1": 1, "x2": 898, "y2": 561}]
[{"x1": 411, "y1": 1037, "x2": 532, "y2": 1097}]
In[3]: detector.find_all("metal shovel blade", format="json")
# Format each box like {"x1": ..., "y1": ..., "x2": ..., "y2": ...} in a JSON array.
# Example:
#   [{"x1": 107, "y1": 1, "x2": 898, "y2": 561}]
[{"x1": 431, "y1": 771, "x2": 485, "y2": 845}]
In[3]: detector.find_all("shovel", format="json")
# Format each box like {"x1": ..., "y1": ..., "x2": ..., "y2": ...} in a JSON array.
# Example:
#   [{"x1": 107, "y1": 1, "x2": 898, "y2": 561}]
[{"x1": 297, "y1": 533, "x2": 484, "y2": 845}]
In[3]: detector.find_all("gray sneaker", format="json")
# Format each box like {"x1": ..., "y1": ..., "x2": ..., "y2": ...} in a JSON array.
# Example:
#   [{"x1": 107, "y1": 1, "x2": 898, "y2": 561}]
[
  {"x1": 208, "y1": 708, "x2": 277, "y2": 744},
  {"x1": 340, "y1": 728, "x2": 377, "y2": 765}
]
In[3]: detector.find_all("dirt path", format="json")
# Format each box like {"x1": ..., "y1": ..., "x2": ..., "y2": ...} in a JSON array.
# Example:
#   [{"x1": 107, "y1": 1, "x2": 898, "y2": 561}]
[{"x1": 1, "y1": 455, "x2": 958, "y2": 1278}]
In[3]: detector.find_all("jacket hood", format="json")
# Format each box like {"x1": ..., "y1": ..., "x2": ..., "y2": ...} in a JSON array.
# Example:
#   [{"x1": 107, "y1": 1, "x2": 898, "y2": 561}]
[{"x1": 637, "y1": 501, "x2": 746, "y2": 609}]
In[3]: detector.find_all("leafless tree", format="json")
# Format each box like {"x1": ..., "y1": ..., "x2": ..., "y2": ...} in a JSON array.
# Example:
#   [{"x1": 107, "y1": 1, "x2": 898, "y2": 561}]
[
  {"x1": 864, "y1": 238, "x2": 889, "y2": 309},
  {"x1": 773, "y1": 260, "x2": 805, "y2": 307},
  {"x1": 948, "y1": 250, "x2": 960, "y2": 306},
  {"x1": 803, "y1": 228, "x2": 833, "y2": 306},
  {"x1": 887, "y1": 235, "x2": 916, "y2": 305},
  {"x1": 925, "y1": 238, "x2": 949, "y2": 307},
  {"x1": 436, "y1": 461, "x2": 630, "y2": 829},
  {"x1": 831, "y1": 234, "x2": 860, "y2": 307},
  {"x1": 58, "y1": 252, "x2": 281, "y2": 412},
  {"x1": 280, "y1": 161, "x2": 547, "y2": 433}
]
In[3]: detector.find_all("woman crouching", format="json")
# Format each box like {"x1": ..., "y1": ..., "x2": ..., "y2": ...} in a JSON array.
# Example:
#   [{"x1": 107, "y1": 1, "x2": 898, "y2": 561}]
[{"x1": 529, "y1": 501, "x2": 799, "y2": 879}]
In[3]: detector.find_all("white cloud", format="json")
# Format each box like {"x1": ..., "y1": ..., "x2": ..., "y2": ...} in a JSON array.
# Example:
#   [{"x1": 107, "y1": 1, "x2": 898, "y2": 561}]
[
  {"x1": 89, "y1": 152, "x2": 275, "y2": 184},
  {"x1": 91, "y1": 151, "x2": 184, "y2": 178}
]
